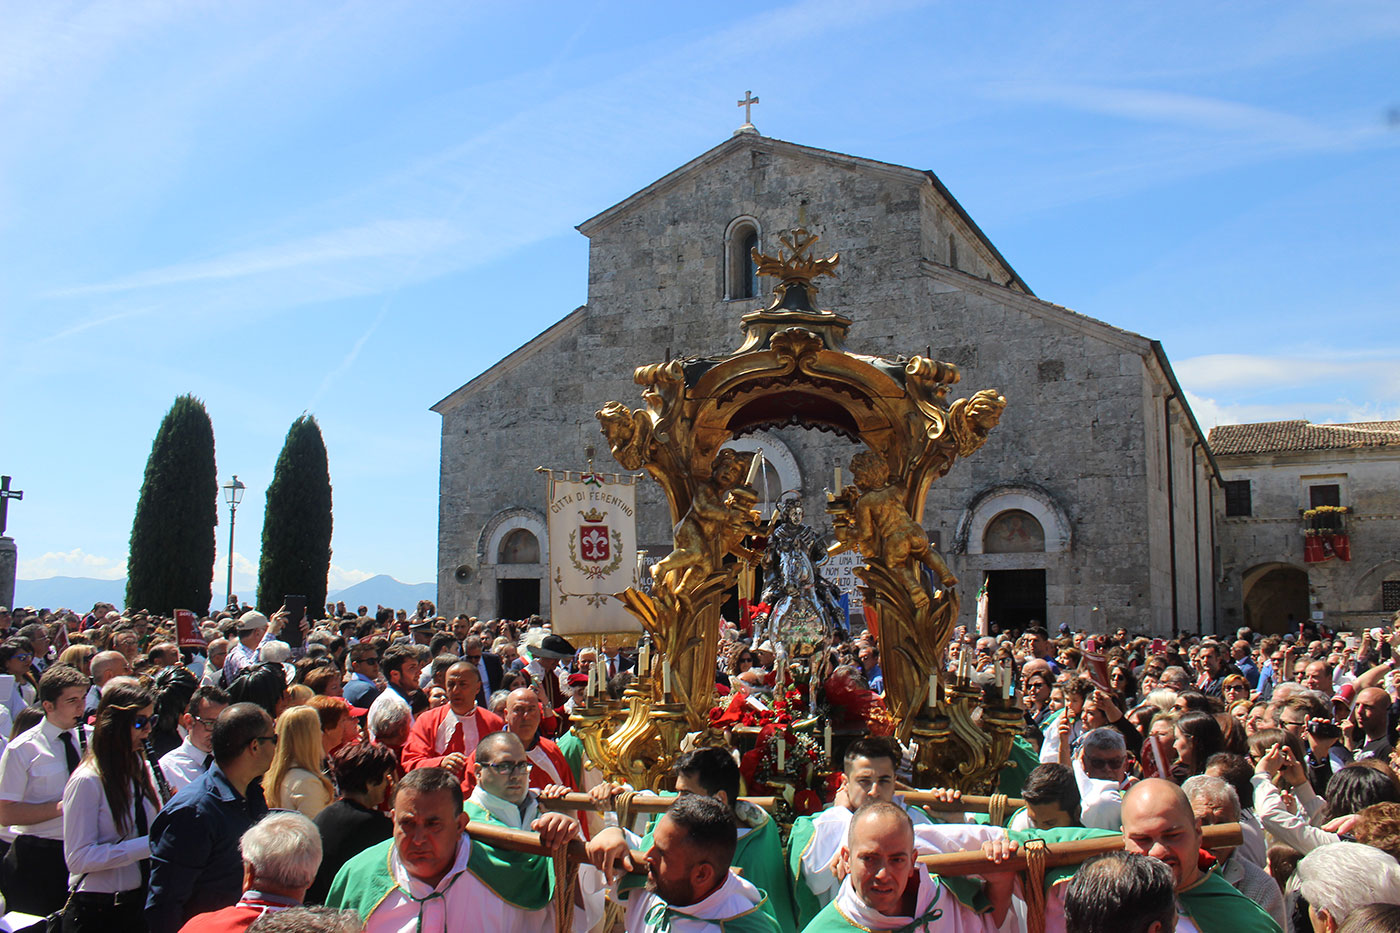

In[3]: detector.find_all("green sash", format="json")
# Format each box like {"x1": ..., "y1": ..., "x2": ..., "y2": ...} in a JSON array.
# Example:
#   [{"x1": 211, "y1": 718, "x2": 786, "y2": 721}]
[
  {"x1": 461, "y1": 799, "x2": 556, "y2": 909},
  {"x1": 1177, "y1": 866, "x2": 1282, "y2": 933},
  {"x1": 325, "y1": 829, "x2": 556, "y2": 923},
  {"x1": 1007, "y1": 826, "x2": 1121, "y2": 891},
  {"x1": 799, "y1": 875, "x2": 989, "y2": 933},
  {"x1": 555, "y1": 728, "x2": 586, "y2": 786},
  {"x1": 997, "y1": 735, "x2": 1040, "y2": 799},
  {"x1": 787, "y1": 814, "x2": 822, "y2": 931},
  {"x1": 641, "y1": 892, "x2": 782, "y2": 933}
]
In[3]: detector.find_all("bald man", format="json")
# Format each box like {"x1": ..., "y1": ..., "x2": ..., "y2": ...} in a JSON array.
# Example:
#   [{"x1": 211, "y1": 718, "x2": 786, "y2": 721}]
[
  {"x1": 463, "y1": 687, "x2": 577, "y2": 797},
  {"x1": 400, "y1": 661, "x2": 503, "y2": 785},
  {"x1": 801, "y1": 802, "x2": 1014, "y2": 933},
  {"x1": 1345, "y1": 686, "x2": 1395, "y2": 761},
  {"x1": 1119, "y1": 778, "x2": 1280, "y2": 933}
]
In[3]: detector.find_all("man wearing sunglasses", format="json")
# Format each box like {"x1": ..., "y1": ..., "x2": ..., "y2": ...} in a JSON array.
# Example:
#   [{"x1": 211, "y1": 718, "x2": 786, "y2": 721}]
[
  {"x1": 344, "y1": 643, "x2": 383, "y2": 709},
  {"x1": 145, "y1": 702, "x2": 275, "y2": 933},
  {"x1": 158, "y1": 685, "x2": 231, "y2": 793}
]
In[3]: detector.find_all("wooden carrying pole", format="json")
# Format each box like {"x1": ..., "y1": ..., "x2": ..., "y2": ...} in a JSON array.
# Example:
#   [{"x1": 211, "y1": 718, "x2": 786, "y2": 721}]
[
  {"x1": 538, "y1": 793, "x2": 777, "y2": 814},
  {"x1": 464, "y1": 822, "x2": 588, "y2": 933},
  {"x1": 918, "y1": 822, "x2": 1243, "y2": 874},
  {"x1": 901, "y1": 791, "x2": 1026, "y2": 815}
]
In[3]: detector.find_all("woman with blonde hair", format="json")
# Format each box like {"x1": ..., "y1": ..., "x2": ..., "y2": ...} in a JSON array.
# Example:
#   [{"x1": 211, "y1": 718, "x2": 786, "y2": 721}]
[
  {"x1": 265, "y1": 706, "x2": 334, "y2": 818},
  {"x1": 58, "y1": 644, "x2": 98, "y2": 676}
]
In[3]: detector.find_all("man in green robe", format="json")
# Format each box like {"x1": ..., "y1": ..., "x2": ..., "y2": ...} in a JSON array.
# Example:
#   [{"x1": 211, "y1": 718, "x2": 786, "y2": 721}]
[{"x1": 802, "y1": 802, "x2": 1015, "y2": 933}]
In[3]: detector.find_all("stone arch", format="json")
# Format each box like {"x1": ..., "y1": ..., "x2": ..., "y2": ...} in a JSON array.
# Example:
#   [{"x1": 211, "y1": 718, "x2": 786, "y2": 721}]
[
  {"x1": 478, "y1": 508, "x2": 548, "y2": 568},
  {"x1": 723, "y1": 215, "x2": 762, "y2": 300},
  {"x1": 1352, "y1": 560, "x2": 1400, "y2": 612},
  {"x1": 955, "y1": 483, "x2": 1072, "y2": 555},
  {"x1": 1242, "y1": 562, "x2": 1310, "y2": 634},
  {"x1": 498, "y1": 528, "x2": 540, "y2": 564},
  {"x1": 722, "y1": 431, "x2": 800, "y2": 518}
]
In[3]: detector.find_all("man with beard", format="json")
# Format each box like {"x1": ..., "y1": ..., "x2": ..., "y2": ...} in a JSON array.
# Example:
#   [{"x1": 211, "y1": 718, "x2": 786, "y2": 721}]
[
  {"x1": 586, "y1": 794, "x2": 779, "y2": 932},
  {"x1": 802, "y1": 802, "x2": 1014, "y2": 933}
]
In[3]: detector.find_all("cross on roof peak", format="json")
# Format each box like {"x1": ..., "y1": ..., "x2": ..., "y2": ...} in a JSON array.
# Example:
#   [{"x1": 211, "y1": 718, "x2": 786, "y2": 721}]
[{"x1": 735, "y1": 90, "x2": 760, "y2": 136}]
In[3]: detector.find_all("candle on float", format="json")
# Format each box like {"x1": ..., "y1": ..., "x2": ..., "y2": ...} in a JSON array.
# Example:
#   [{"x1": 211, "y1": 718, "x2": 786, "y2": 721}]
[
  {"x1": 587, "y1": 663, "x2": 597, "y2": 698},
  {"x1": 639, "y1": 640, "x2": 650, "y2": 674},
  {"x1": 823, "y1": 722, "x2": 832, "y2": 759},
  {"x1": 928, "y1": 674, "x2": 938, "y2": 709},
  {"x1": 1001, "y1": 663, "x2": 1012, "y2": 700},
  {"x1": 834, "y1": 465, "x2": 844, "y2": 490},
  {"x1": 777, "y1": 737, "x2": 786, "y2": 770},
  {"x1": 662, "y1": 659, "x2": 673, "y2": 697}
]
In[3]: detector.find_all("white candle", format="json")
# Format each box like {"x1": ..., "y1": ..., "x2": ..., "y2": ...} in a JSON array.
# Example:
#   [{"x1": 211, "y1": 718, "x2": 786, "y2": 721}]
[
  {"x1": 587, "y1": 663, "x2": 597, "y2": 698},
  {"x1": 1001, "y1": 663, "x2": 1012, "y2": 700},
  {"x1": 639, "y1": 640, "x2": 650, "y2": 674},
  {"x1": 823, "y1": 722, "x2": 832, "y2": 759},
  {"x1": 662, "y1": 659, "x2": 672, "y2": 697},
  {"x1": 777, "y1": 737, "x2": 786, "y2": 770},
  {"x1": 928, "y1": 674, "x2": 938, "y2": 709},
  {"x1": 834, "y1": 465, "x2": 843, "y2": 490}
]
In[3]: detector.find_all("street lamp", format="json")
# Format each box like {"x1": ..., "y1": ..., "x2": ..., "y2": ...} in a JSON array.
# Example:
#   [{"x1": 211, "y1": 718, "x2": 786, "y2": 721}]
[{"x1": 222, "y1": 475, "x2": 245, "y2": 611}]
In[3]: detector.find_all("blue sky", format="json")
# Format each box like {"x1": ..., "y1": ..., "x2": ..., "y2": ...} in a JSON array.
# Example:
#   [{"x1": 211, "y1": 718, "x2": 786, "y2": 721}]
[{"x1": 3, "y1": 0, "x2": 1397, "y2": 599}]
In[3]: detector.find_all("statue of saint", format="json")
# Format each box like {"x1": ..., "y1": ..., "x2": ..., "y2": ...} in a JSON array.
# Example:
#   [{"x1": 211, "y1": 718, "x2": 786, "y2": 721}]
[{"x1": 754, "y1": 497, "x2": 848, "y2": 651}]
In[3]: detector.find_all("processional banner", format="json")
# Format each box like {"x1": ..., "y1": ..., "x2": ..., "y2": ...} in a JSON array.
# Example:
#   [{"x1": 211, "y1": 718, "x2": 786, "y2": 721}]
[{"x1": 544, "y1": 468, "x2": 642, "y2": 635}]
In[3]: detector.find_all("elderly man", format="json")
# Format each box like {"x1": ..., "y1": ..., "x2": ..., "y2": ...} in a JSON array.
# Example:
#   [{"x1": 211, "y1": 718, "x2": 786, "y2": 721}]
[
  {"x1": 800, "y1": 802, "x2": 1014, "y2": 932},
  {"x1": 401, "y1": 661, "x2": 503, "y2": 785},
  {"x1": 223, "y1": 612, "x2": 271, "y2": 684},
  {"x1": 1293, "y1": 841, "x2": 1400, "y2": 933},
  {"x1": 586, "y1": 793, "x2": 780, "y2": 933},
  {"x1": 1120, "y1": 779, "x2": 1279, "y2": 933},
  {"x1": 1181, "y1": 775, "x2": 1284, "y2": 930},
  {"x1": 789, "y1": 738, "x2": 979, "y2": 926},
  {"x1": 146, "y1": 703, "x2": 275, "y2": 933},
  {"x1": 178, "y1": 811, "x2": 322, "y2": 933},
  {"x1": 1064, "y1": 851, "x2": 1177, "y2": 933},
  {"x1": 326, "y1": 767, "x2": 566, "y2": 932},
  {"x1": 1067, "y1": 727, "x2": 1130, "y2": 830},
  {"x1": 465, "y1": 687, "x2": 576, "y2": 795},
  {"x1": 202, "y1": 638, "x2": 231, "y2": 688}
]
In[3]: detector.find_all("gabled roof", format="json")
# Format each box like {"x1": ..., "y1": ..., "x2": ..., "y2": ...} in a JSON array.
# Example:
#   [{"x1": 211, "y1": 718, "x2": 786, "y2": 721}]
[
  {"x1": 1209, "y1": 420, "x2": 1400, "y2": 456},
  {"x1": 577, "y1": 134, "x2": 1031, "y2": 295},
  {"x1": 430, "y1": 307, "x2": 586, "y2": 414}
]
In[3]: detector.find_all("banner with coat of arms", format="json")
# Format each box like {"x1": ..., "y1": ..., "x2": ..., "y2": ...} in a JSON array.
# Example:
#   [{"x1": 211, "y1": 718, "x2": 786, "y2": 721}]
[{"x1": 543, "y1": 468, "x2": 642, "y2": 635}]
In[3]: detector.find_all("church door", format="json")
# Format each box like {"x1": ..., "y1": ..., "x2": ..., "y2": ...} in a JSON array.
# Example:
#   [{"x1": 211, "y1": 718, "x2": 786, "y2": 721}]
[
  {"x1": 985, "y1": 569, "x2": 1047, "y2": 632},
  {"x1": 497, "y1": 578, "x2": 541, "y2": 621}
]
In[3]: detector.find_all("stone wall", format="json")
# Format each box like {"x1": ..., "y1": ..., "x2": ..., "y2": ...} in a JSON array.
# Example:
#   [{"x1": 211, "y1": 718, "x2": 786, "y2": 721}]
[
  {"x1": 1215, "y1": 446, "x2": 1400, "y2": 633},
  {"x1": 434, "y1": 135, "x2": 1218, "y2": 634}
]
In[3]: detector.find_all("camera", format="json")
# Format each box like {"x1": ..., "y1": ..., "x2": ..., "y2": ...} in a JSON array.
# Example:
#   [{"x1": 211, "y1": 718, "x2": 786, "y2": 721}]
[{"x1": 1308, "y1": 720, "x2": 1342, "y2": 740}]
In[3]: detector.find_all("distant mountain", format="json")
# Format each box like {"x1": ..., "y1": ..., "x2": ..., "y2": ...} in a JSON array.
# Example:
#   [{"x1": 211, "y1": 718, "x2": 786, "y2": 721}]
[
  {"x1": 9, "y1": 573, "x2": 435, "y2": 615},
  {"x1": 329, "y1": 574, "x2": 436, "y2": 612},
  {"x1": 13, "y1": 576, "x2": 127, "y2": 611}
]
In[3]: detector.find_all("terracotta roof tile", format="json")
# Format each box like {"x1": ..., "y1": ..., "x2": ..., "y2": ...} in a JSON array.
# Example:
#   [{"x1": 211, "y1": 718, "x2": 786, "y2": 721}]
[{"x1": 1209, "y1": 420, "x2": 1400, "y2": 455}]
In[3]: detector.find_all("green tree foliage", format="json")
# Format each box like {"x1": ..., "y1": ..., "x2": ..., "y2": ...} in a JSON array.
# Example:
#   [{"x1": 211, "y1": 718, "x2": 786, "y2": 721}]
[
  {"x1": 126, "y1": 395, "x2": 218, "y2": 614},
  {"x1": 257, "y1": 415, "x2": 332, "y2": 617}
]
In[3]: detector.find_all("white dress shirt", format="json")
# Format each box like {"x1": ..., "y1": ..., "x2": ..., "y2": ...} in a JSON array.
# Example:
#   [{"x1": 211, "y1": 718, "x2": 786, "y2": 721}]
[
  {"x1": 435, "y1": 708, "x2": 488, "y2": 756},
  {"x1": 158, "y1": 736, "x2": 211, "y2": 794},
  {"x1": 0, "y1": 717, "x2": 86, "y2": 839},
  {"x1": 62, "y1": 760, "x2": 159, "y2": 893}
]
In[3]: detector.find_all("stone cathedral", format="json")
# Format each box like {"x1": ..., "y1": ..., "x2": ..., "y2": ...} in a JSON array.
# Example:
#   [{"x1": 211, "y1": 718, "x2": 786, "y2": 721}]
[{"x1": 432, "y1": 125, "x2": 1218, "y2": 636}]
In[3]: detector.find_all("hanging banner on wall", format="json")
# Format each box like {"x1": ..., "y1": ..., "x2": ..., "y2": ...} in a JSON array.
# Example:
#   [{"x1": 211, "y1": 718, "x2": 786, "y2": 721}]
[{"x1": 542, "y1": 468, "x2": 642, "y2": 635}]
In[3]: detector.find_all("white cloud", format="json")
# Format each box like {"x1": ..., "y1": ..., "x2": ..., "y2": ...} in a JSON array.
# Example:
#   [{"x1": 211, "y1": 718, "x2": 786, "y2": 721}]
[
  {"x1": 328, "y1": 565, "x2": 373, "y2": 591},
  {"x1": 47, "y1": 219, "x2": 463, "y2": 298},
  {"x1": 18, "y1": 549, "x2": 127, "y2": 580}
]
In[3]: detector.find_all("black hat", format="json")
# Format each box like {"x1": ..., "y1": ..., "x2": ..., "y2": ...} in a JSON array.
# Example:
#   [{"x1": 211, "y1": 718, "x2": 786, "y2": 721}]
[{"x1": 534, "y1": 633, "x2": 576, "y2": 660}]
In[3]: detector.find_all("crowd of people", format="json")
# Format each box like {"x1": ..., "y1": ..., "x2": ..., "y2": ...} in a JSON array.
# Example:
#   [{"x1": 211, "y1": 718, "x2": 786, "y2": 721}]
[{"x1": 0, "y1": 596, "x2": 1398, "y2": 933}]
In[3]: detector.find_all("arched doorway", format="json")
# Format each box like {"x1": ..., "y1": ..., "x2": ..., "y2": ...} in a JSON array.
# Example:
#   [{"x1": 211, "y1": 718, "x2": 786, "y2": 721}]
[
  {"x1": 983, "y1": 510, "x2": 1048, "y2": 630},
  {"x1": 1242, "y1": 563, "x2": 1310, "y2": 634}
]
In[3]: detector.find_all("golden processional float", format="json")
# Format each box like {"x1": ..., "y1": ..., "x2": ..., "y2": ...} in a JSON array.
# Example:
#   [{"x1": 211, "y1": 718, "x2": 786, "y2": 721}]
[{"x1": 570, "y1": 229, "x2": 1020, "y2": 795}]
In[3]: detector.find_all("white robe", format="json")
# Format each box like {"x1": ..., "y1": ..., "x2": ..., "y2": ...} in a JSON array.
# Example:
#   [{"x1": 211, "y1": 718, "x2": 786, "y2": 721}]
[
  {"x1": 363, "y1": 836, "x2": 555, "y2": 933},
  {"x1": 830, "y1": 866, "x2": 996, "y2": 932},
  {"x1": 799, "y1": 800, "x2": 1005, "y2": 909},
  {"x1": 624, "y1": 870, "x2": 769, "y2": 933}
]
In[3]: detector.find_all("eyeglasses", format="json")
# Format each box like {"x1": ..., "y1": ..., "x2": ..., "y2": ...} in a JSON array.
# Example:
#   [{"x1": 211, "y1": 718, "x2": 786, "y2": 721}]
[
  {"x1": 357, "y1": 657, "x2": 380, "y2": 667},
  {"x1": 132, "y1": 715, "x2": 153, "y2": 731},
  {"x1": 738, "y1": 656, "x2": 753, "y2": 664},
  {"x1": 481, "y1": 760, "x2": 532, "y2": 777},
  {"x1": 1085, "y1": 756, "x2": 1126, "y2": 770},
  {"x1": 254, "y1": 735, "x2": 279, "y2": 746},
  {"x1": 192, "y1": 716, "x2": 219, "y2": 730},
  {"x1": 466, "y1": 654, "x2": 482, "y2": 662},
  {"x1": 10, "y1": 653, "x2": 31, "y2": 662},
  {"x1": 1279, "y1": 719, "x2": 1307, "y2": 729}
]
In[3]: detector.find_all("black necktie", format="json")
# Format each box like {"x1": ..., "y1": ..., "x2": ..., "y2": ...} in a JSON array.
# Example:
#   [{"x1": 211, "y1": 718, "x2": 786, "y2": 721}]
[
  {"x1": 59, "y1": 731, "x2": 79, "y2": 774},
  {"x1": 202, "y1": 753, "x2": 214, "y2": 770}
]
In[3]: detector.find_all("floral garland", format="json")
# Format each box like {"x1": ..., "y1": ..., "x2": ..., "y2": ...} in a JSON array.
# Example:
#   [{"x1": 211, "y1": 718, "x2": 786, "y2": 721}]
[{"x1": 754, "y1": 730, "x2": 831, "y2": 789}]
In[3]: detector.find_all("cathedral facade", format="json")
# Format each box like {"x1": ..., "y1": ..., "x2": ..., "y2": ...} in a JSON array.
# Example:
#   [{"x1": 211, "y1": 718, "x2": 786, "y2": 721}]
[{"x1": 432, "y1": 132, "x2": 1218, "y2": 636}]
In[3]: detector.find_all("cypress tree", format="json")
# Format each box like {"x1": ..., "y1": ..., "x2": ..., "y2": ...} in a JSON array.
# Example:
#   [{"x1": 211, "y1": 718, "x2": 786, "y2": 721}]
[
  {"x1": 126, "y1": 394, "x2": 218, "y2": 614},
  {"x1": 257, "y1": 415, "x2": 333, "y2": 618}
]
